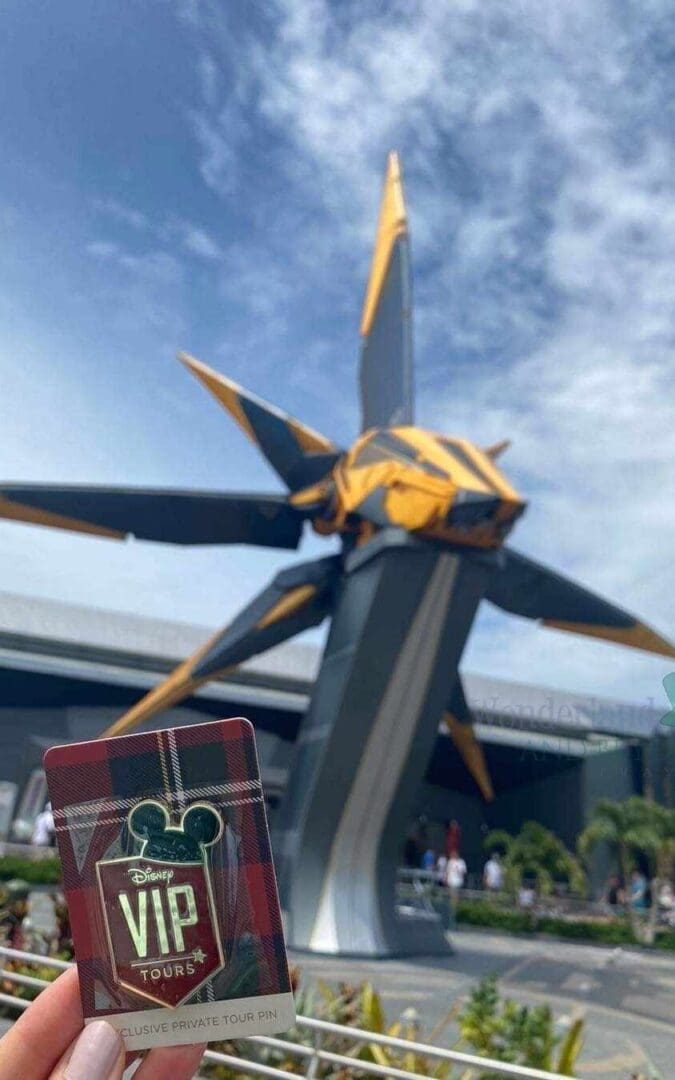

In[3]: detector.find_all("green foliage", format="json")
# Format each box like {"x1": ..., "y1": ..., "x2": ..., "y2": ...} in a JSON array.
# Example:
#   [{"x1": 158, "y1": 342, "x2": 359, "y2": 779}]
[
  {"x1": 456, "y1": 897, "x2": 675, "y2": 950},
  {"x1": 0, "y1": 855, "x2": 61, "y2": 885},
  {"x1": 457, "y1": 975, "x2": 584, "y2": 1077},
  {"x1": 484, "y1": 821, "x2": 586, "y2": 897},
  {"x1": 456, "y1": 900, "x2": 536, "y2": 933},
  {"x1": 579, "y1": 796, "x2": 675, "y2": 880},
  {"x1": 556, "y1": 1017, "x2": 585, "y2": 1077},
  {"x1": 579, "y1": 796, "x2": 675, "y2": 944},
  {"x1": 0, "y1": 955, "x2": 594, "y2": 1079},
  {"x1": 534, "y1": 914, "x2": 635, "y2": 946},
  {"x1": 653, "y1": 928, "x2": 675, "y2": 951},
  {"x1": 201, "y1": 973, "x2": 587, "y2": 1080},
  {"x1": 201, "y1": 978, "x2": 453, "y2": 1079},
  {"x1": 0, "y1": 958, "x2": 64, "y2": 1014}
]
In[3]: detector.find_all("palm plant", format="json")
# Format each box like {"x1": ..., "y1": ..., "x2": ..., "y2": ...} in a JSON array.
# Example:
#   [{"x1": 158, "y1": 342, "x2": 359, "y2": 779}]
[
  {"x1": 578, "y1": 796, "x2": 675, "y2": 943},
  {"x1": 484, "y1": 821, "x2": 586, "y2": 898}
]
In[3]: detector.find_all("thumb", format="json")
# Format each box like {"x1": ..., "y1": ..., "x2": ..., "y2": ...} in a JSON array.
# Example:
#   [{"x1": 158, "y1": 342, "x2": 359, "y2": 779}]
[{"x1": 50, "y1": 1020, "x2": 125, "y2": 1080}]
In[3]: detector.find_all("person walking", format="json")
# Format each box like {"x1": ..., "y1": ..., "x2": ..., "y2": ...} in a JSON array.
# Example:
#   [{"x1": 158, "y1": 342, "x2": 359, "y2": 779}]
[
  {"x1": 421, "y1": 847, "x2": 436, "y2": 873},
  {"x1": 445, "y1": 819, "x2": 461, "y2": 857},
  {"x1": 604, "y1": 874, "x2": 625, "y2": 909},
  {"x1": 436, "y1": 852, "x2": 448, "y2": 884},
  {"x1": 629, "y1": 869, "x2": 648, "y2": 912},
  {"x1": 31, "y1": 802, "x2": 55, "y2": 847},
  {"x1": 445, "y1": 849, "x2": 467, "y2": 919},
  {"x1": 483, "y1": 851, "x2": 503, "y2": 892}
]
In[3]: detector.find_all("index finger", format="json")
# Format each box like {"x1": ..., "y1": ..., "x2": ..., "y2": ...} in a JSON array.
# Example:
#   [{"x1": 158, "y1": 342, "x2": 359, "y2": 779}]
[{"x1": 0, "y1": 967, "x2": 83, "y2": 1080}]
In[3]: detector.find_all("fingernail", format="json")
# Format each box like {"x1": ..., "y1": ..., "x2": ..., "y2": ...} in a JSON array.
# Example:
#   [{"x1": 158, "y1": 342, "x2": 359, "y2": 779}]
[{"x1": 65, "y1": 1020, "x2": 123, "y2": 1080}]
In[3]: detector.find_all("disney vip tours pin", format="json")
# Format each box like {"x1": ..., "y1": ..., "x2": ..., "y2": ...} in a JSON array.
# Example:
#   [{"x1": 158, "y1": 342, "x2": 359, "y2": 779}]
[
  {"x1": 96, "y1": 799, "x2": 225, "y2": 1008},
  {"x1": 46, "y1": 717, "x2": 295, "y2": 1052}
]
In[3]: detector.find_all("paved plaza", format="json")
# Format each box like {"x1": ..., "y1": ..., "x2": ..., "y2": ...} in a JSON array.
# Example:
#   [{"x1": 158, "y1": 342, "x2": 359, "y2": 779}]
[{"x1": 291, "y1": 928, "x2": 675, "y2": 1079}]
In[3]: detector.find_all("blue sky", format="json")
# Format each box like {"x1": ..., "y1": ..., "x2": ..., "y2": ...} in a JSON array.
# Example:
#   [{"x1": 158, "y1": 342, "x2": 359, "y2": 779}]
[{"x1": 1, "y1": 0, "x2": 673, "y2": 705}]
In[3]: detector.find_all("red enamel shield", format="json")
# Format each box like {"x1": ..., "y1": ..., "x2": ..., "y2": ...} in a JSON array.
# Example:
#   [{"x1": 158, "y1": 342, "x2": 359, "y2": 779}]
[{"x1": 96, "y1": 856, "x2": 224, "y2": 1008}]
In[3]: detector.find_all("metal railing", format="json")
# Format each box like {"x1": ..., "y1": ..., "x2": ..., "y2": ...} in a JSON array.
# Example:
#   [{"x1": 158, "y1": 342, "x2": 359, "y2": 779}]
[
  {"x1": 0, "y1": 945, "x2": 579, "y2": 1080},
  {"x1": 396, "y1": 872, "x2": 612, "y2": 920}
]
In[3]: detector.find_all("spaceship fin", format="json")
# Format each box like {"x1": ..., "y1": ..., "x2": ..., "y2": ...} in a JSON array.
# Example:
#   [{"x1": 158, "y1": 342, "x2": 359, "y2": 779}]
[
  {"x1": 359, "y1": 152, "x2": 413, "y2": 431},
  {"x1": 443, "y1": 677, "x2": 494, "y2": 801},
  {"x1": 487, "y1": 547, "x2": 675, "y2": 658},
  {"x1": 102, "y1": 555, "x2": 341, "y2": 737},
  {"x1": 484, "y1": 439, "x2": 511, "y2": 460},
  {"x1": 0, "y1": 485, "x2": 304, "y2": 549},
  {"x1": 180, "y1": 353, "x2": 340, "y2": 491}
]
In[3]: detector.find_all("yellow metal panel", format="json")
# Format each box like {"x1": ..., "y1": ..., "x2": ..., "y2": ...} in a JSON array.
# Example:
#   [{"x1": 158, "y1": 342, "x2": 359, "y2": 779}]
[
  {"x1": 543, "y1": 619, "x2": 675, "y2": 659},
  {"x1": 452, "y1": 438, "x2": 521, "y2": 503},
  {"x1": 289, "y1": 480, "x2": 332, "y2": 507},
  {"x1": 443, "y1": 712, "x2": 495, "y2": 801},
  {"x1": 360, "y1": 152, "x2": 408, "y2": 337},
  {"x1": 179, "y1": 352, "x2": 335, "y2": 454},
  {"x1": 290, "y1": 423, "x2": 336, "y2": 455},
  {"x1": 0, "y1": 495, "x2": 124, "y2": 540},
  {"x1": 256, "y1": 584, "x2": 317, "y2": 630},
  {"x1": 335, "y1": 460, "x2": 396, "y2": 514},
  {"x1": 180, "y1": 353, "x2": 257, "y2": 442},
  {"x1": 383, "y1": 482, "x2": 451, "y2": 531},
  {"x1": 101, "y1": 627, "x2": 227, "y2": 738},
  {"x1": 391, "y1": 428, "x2": 492, "y2": 493}
]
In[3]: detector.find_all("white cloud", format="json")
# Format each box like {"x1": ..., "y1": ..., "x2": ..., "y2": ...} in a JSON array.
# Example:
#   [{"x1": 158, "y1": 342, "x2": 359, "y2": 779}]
[
  {"x1": 85, "y1": 242, "x2": 187, "y2": 348},
  {"x1": 197, "y1": 52, "x2": 219, "y2": 108},
  {"x1": 180, "y1": 0, "x2": 675, "y2": 702},
  {"x1": 93, "y1": 198, "x2": 151, "y2": 233},
  {"x1": 190, "y1": 108, "x2": 246, "y2": 198},
  {"x1": 3, "y1": 0, "x2": 672, "y2": 710},
  {"x1": 178, "y1": 223, "x2": 224, "y2": 261},
  {"x1": 93, "y1": 198, "x2": 225, "y2": 265},
  {"x1": 86, "y1": 240, "x2": 120, "y2": 259}
]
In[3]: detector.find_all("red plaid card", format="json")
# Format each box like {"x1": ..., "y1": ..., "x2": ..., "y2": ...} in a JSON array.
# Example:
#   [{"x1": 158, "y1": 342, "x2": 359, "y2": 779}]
[{"x1": 44, "y1": 717, "x2": 295, "y2": 1050}]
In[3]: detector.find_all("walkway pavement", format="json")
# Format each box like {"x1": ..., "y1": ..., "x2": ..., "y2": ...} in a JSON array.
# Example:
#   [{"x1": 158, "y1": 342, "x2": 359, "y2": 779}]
[{"x1": 290, "y1": 928, "x2": 675, "y2": 1078}]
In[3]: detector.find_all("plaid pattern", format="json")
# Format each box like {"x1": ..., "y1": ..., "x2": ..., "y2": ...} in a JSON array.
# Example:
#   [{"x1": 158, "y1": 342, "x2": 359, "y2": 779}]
[{"x1": 45, "y1": 717, "x2": 291, "y2": 1018}]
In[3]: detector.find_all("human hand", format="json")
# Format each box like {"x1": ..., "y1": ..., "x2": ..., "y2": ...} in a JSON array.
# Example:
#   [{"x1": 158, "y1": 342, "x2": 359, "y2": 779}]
[{"x1": 0, "y1": 967, "x2": 206, "y2": 1079}]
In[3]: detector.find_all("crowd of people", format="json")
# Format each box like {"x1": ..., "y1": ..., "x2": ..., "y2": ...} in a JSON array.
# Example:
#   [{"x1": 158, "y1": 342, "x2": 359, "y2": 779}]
[
  {"x1": 406, "y1": 818, "x2": 508, "y2": 907},
  {"x1": 405, "y1": 817, "x2": 675, "y2": 923},
  {"x1": 605, "y1": 871, "x2": 675, "y2": 925},
  {"x1": 424, "y1": 845, "x2": 505, "y2": 898}
]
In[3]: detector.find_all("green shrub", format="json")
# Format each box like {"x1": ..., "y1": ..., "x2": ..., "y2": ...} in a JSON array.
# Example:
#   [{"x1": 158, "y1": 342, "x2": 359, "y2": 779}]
[
  {"x1": 0, "y1": 856, "x2": 61, "y2": 885},
  {"x1": 457, "y1": 898, "x2": 675, "y2": 949},
  {"x1": 535, "y1": 916, "x2": 634, "y2": 945},
  {"x1": 654, "y1": 929, "x2": 675, "y2": 951},
  {"x1": 458, "y1": 974, "x2": 584, "y2": 1076},
  {"x1": 456, "y1": 900, "x2": 535, "y2": 934},
  {"x1": 484, "y1": 822, "x2": 586, "y2": 897},
  {"x1": 201, "y1": 977, "x2": 454, "y2": 1079},
  {"x1": 0, "y1": 959, "x2": 64, "y2": 1016}
]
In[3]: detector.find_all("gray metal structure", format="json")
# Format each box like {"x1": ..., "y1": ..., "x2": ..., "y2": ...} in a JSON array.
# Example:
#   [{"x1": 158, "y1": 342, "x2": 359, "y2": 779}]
[
  {"x1": 0, "y1": 156, "x2": 673, "y2": 956},
  {"x1": 274, "y1": 532, "x2": 489, "y2": 953},
  {"x1": 0, "y1": 587, "x2": 671, "y2": 899}
]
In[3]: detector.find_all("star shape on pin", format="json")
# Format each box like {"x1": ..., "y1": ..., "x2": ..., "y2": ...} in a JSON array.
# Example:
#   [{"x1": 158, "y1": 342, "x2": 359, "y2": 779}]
[{"x1": 192, "y1": 947, "x2": 207, "y2": 965}]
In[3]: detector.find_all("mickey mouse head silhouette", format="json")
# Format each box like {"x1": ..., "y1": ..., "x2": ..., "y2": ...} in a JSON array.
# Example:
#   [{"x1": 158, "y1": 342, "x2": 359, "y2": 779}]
[{"x1": 128, "y1": 799, "x2": 223, "y2": 863}]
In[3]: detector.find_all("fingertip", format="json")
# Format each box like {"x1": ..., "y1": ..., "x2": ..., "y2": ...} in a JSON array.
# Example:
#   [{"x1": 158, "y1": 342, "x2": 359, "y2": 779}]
[
  {"x1": 134, "y1": 1039, "x2": 207, "y2": 1080},
  {"x1": 62, "y1": 1020, "x2": 125, "y2": 1080}
]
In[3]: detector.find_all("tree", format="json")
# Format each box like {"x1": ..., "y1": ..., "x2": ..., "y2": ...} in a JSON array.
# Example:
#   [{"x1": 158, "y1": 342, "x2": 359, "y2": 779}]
[
  {"x1": 483, "y1": 821, "x2": 586, "y2": 898},
  {"x1": 578, "y1": 796, "x2": 675, "y2": 944}
]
